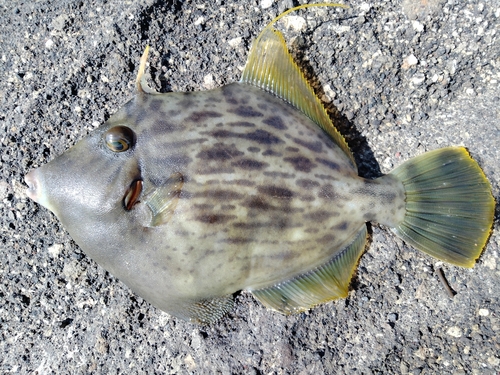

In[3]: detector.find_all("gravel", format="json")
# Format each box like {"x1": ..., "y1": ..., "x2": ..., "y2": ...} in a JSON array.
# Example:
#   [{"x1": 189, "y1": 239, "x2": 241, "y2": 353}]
[{"x1": 1, "y1": 0, "x2": 499, "y2": 374}]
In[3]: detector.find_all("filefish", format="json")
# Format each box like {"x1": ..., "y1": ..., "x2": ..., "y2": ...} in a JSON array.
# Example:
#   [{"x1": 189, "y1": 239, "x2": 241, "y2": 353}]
[{"x1": 24, "y1": 4, "x2": 494, "y2": 324}]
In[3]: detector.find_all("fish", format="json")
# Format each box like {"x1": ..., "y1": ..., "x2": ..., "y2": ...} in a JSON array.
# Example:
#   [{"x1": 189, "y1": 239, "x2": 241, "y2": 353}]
[{"x1": 24, "y1": 4, "x2": 495, "y2": 324}]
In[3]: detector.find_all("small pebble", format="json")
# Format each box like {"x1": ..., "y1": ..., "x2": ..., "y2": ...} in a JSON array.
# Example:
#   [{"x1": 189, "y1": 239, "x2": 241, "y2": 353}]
[{"x1": 446, "y1": 326, "x2": 462, "y2": 338}]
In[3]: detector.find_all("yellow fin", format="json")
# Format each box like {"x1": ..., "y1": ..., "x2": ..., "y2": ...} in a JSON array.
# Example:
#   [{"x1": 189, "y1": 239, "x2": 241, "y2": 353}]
[
  {"x1": 136, "y1": 45, "x2": 159, "y2": 94},
  {"x1": 389, "y1": 147, "x2": 495, "y2": 267},
  {"x1": 251, "y1": 225, "x2": 367, "y2": 314},
  {"x1": 240, "y1": 4, "x2": 355, "y2": 167}
]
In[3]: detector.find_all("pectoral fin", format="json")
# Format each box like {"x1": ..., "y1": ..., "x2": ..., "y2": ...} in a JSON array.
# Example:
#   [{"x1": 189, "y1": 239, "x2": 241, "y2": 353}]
[
  {"x1": 251, "y1": 225, "x2": 367, "y2": 314},
  {"x1": 144, "y1": 172, "x2": 184, "y2": 227}
]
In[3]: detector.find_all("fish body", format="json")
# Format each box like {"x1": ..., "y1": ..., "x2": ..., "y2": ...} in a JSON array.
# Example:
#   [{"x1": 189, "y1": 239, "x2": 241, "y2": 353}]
[{"x1": 25, "y1": 5, "x2": 494, "y2": 323}]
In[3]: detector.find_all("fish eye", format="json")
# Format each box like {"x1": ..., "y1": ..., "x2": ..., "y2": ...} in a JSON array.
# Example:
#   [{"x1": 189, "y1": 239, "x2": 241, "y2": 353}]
[{"x1": 104, "y1": 126, "x2": 136, "y2": 152}]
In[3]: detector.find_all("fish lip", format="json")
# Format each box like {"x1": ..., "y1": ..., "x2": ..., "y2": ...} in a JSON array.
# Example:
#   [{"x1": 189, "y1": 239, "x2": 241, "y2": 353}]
[{"x1": 24, "y1": 169, "x2": 39, "y2": 202}]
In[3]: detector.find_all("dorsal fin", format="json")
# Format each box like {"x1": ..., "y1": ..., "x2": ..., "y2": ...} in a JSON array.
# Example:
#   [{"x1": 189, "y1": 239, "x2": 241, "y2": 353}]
[
  {"x1": 136, "y1": 45, "x2": 159, "y2": 94},
  {"x1": 240, "y1": 3, "x2": 355, "y2": 167}
]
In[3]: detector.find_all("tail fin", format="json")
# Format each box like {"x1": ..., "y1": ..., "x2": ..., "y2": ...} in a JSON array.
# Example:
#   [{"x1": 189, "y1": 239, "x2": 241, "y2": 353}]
[{"x1": 389, "y1": 147, "x2": 494, "y2": 268}]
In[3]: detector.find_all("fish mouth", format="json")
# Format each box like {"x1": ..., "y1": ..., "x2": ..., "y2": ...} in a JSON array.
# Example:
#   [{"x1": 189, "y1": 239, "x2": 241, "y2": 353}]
[{"x1": 25, "y1": 169, "x2": 40, "y2": 203}]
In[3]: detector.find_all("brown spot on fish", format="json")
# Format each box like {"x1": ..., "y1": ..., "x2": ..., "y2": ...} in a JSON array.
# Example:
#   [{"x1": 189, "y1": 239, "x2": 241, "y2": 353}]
[
  {"x1": 316, "y1": 158, "x2": 341, "y2": 171},
  {"x1": 304, "y1": 228, "x2": 320, "y2": 233},
  {"x1": 193, "y1": 203, "x2": 215, "y2": 210},
  {"x1": 262, "y1": 149, "x2": 282, "y2": 157},
  {"x1": 263, "y1": 171, "x2": 295, "y2": 179},
  {"x1": 205, "y1": 179, "x2": 220, "y2": 185},
  {"x1": 210, "y1": 129, "x2": 283, "y2": 145},
  {"x1": 232, "y1": 159, "x2": 269, "y2": 170},
  {"x1": 258, "y1": 185, "x2": 294, "y2": 199},
  {"x1": 196, "y1": 143, "x2": 244, "y2": 161},
  {"x1": 161, "y1": 155, "x2": 192, "y2": 169},
  {"x1": 197, "y1": 167, "x2": 235, "y2": 175},
  {"x1": 221, "y1": 237, "x2": 254, "y2": 244},
  {"x1": 314, "y1": 173, "x2": 338, "y2": 181},
  {"x1": 201, "y1": 189, "x2": 245, "y2": 200},
  {"x1": 205, "y1": 96, "x2": 223, "y2": 103},
  {"x1": 229, "y1": 106, "x2": 264, "y2": 118},
  {"x1": 225, "y1": 96, "x2": 238, "y2": 105},
  {"x1": 164, "y1": 138, "x2": 208, "y2": 149},
  {"x1": 296, "y1": 179, "x2": 320, "y2": 188},
  {"x1": 293, "y1": 138, "x2": 323, "y2": 153},
  {"x1": 363, "y1": 213, "x2": 375, "y2": 222},
  {"x1": 317, "y1": 234, "x2": 336, "y2": 244},
  {"x1": 150, "y1": 119, "x2": 183, "y2": 133},
  {"x1": 244, "y1": 197, "x2": 272, "y2": 211},
  {"x1": 179, "y1": 190, "x2": 193, "y2": 199},
  {"x1": 167, "y1": 109, "x2": 182, "y2": 117},
  {"x1": 177, "y1": 97, "x2": 195, "y2": 108},
  {"x1": 263, "y1": 116, "x2": 287, "y2": 130},
  {"x1": 271, "y1": 250, "x2": 301, "y2": 261},
  {"x1": 334, "y1": 221, "x2": 349, "y2": 231},
  {"x1": 284, "y1": 156, "x2": 317, "y2": 173},
  {"x1": 247, "y1": 147, "x2": 260, "y2": 153},
  {"x1": 299, "y1": 195, "x2": 316, "y2": 202},
  {"x1": 233, "y1": 221, "x2": 270, "y2": 229},
  {"x1": 285, "y1": 147, "x2": 300, "y2": 153},
  {"x1": 187, "y1": 111, "x2": 224, "y2": 123},
  {"x1": 228, "y1": 121, "x2": 255, "y2": 127},
  {"x1": 303, "y1": 210, "x2": 333, "y2": 222},
  {"x1": 318, "y1": 184, "x2": 335, "y2": 199},
  {"x1": 227, "y1": 179, "x2": 255, "y2": 186},
  {"x1": 148, "y1": 99, "x2": 164, "y2": 111},
  {"x1": 195, "y1": 214, "x2": 236, "y2": 224}
]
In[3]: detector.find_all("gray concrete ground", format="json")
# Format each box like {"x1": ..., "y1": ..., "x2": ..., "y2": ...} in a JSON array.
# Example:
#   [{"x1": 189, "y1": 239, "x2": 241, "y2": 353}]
[{"x1": 1, "y1": 0, "x2": 499, "y2": 373}]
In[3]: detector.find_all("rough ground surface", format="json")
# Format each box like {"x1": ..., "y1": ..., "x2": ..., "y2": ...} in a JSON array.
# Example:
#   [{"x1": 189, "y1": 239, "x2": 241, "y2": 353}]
[{"x1": 1, "y1": 0, "x2": 499, "y2": 374}]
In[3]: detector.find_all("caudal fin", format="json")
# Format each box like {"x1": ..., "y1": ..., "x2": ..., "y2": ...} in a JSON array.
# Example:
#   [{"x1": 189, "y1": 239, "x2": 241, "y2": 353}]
[{"x1": 389, "y1": 147, "x2": 494, "y2": 268}]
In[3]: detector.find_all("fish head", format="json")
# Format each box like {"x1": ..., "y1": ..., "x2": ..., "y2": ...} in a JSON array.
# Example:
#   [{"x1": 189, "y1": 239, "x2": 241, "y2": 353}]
[{"x1": 24, "y1": 99, "x2": 153, "y2": 261}]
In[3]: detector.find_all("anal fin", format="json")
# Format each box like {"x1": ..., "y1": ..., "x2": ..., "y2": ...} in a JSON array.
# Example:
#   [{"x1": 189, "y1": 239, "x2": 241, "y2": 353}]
[
  {"x1": 182, "y1": 295, "x2": 234, "y2": 325},
  {"x1": 251, "y1": 225, "x2": 367, "y2": 314}
]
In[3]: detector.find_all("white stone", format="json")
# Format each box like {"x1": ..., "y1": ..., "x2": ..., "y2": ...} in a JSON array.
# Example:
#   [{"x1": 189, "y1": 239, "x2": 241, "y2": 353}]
[
  {"x1": 228, "y1": 36, "x2": 242, "y2": 48},
  {"x1": 478, "y1": 308, "x2": 489, "y2": 316},
  {"x1": 404, "y1": 54, "x2": 418, "y2": 67},
  {"x1": 412, "y1": 20, "x2": 424, "y2": 32},
  {"x1": 484, "y1": 256, "x2": 496, "y2": 270},
  {"x1": 194, "y1": 16, "x2": 205, "y2": 26},
  {"x1": 360, "y1": 3, "x2": 371, "y2": 12},
  {"x1": 446, "y1": 326, "x2": 462, "y2": 338},
  {"x1": 203, "y1": 73, "x2": 214, "y2": 88},
  {"x1": 261, "y1": 0, "x2": 274, "y2": 9},
  {"x1": 283, "y1": 15, "x2": 306, "y2": 32},
  {"x1": 48, "y1": 243, "x2": 63, "y2": 257},
  {"x1": 45, "y1": 39, "x2": 54, "y2": 49},
  {"x1": 411, "y1": 73, "x2": 425, "y2": 85},
  {"x1": 488, "y1": 356, "x2": 500, "y2": 366}
]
